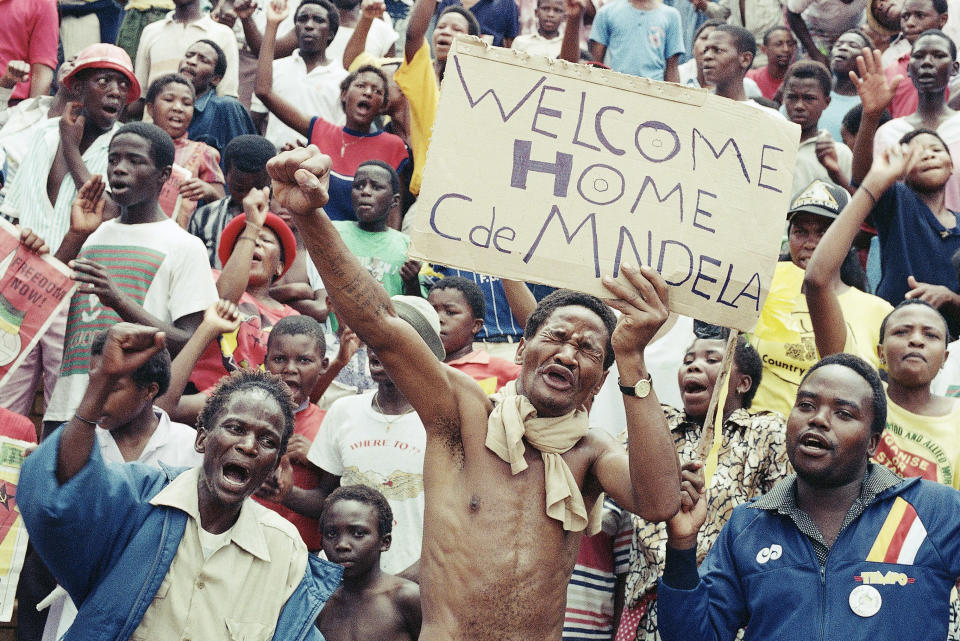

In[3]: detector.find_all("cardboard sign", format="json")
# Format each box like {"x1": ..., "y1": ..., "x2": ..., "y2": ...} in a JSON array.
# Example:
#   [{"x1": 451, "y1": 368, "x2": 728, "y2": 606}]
[
  {"x1": 409, "y1": 39, "x2": 801, "y2": 331},
  {"x1": 0, "y1": 218, "x2": 77, "y2": 387}
]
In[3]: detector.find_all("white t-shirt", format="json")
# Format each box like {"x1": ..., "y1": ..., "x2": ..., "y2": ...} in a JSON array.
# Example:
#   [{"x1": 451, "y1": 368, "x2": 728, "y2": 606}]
[
  {"x1": 96, "y1": 407, "x2": 203, "y2": 467},
  {"x1": 785, "y1": 0, "x2": 867, "y2": 51},
  {"x1": 307, "y1": 392, "x2": 425, "y2": 574},
  {"x1": 45, "y1": 219, "x2": 217, "y2": 422},
  {"x1": 250, "y1": 50, "x2": 348, "y2": 148},
  {"x1": 511, "y1": 32, "x2": 563, "y2": 59},
  {"x1": 326, "y1": 17, "x2": 399, "y2": 67},
  {"x1": 677, "y1": 60, "x2": 764, "y2": 99}
]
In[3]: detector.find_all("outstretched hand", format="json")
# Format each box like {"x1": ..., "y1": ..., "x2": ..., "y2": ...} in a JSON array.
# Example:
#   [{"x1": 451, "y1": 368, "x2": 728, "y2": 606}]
[
  {"x1": 266, "y1": 145, "x2": 332, "y2": 216},
  {"x1": 92, "y1": 323, "x2": 166, "y2": 379},
  {"x1": 869, "y1": 142, "x2": 920, "y2": 188},
  {"x1": 602, "y1": 264, "x2": 670, "y2": 358},
  {"x1": 851, "y1": 47, "x2": 899, "y2": 118},
  {"x1": 666, "y1": 460, "x2": 707, "y2": 549}
]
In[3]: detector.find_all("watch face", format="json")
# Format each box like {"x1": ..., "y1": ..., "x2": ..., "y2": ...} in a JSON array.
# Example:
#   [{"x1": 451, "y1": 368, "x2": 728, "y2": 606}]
[{"x1": 635, "y1": 378, "x2": 651, "y2": 398}]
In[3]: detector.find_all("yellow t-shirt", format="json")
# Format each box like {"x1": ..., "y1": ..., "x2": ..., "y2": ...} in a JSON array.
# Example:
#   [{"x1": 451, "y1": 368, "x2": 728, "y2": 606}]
[
  {"x1": 874, "y1": 395, "x2": 960, "y2": 490},
  {"x1": 393, "y1": 39, "x2": 438, "y2": 195},
  {"x1": 750, "y1": 261, "x2": 893, "y2": 418}
]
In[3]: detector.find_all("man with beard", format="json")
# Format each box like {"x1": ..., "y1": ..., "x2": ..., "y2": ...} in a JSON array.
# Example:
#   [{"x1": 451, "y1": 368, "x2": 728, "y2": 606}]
[{"x1": 658, "y1": 354, "x2": 960, "y2": 641}]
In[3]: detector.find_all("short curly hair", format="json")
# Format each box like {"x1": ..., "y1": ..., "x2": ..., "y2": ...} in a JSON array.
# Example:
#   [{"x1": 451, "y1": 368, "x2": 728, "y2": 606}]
[
  {"x1": 197, "y1": 369, "x2": 296, "y2": 455},
  {"x1": 524, "y1": 289, "x2": 618, "y2": 369},
  {"x1": 321, "y1": 484, "x2": 393, "y2": 537},
  {"x1": 800, "y1": 353, "x2": 886, "y2": 435}
]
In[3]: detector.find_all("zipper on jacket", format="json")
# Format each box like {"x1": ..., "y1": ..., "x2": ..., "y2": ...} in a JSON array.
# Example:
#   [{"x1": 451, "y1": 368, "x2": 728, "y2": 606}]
[{"x1": 819, "y1": 563, "x2": 826, "y2": 641}]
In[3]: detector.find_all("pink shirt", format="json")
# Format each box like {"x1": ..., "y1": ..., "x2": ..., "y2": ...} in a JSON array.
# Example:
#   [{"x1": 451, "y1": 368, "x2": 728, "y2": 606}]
[{"x1": 0, "y1": 0, "x2": 58, "y2": 102}]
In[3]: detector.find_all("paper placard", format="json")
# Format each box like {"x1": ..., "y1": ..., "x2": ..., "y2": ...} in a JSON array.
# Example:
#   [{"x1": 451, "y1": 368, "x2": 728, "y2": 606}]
[{"x1": 409, "y1": 38, "x2": 800, "y2": 331}]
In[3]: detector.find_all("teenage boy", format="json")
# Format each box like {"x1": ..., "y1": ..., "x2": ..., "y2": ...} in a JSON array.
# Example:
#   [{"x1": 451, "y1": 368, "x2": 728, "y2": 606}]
[
  {"x1": 589, "y1": 0, "x2": 684, "y2": 81},
  {"x1": 306, "y1": 160, "x2": 421, "y2": 299},
  {"x1": 268, "y1": 144, "x2": 680, "y2": 640},
  {"x1": 318, "y1": 485, "x2": 421, "y2": 641},
  {"x1": 512, "y1": 0, "x2": 567, "y2": 58},
  {"x1": 658, "y1": 354, "x2": 960, "y2": 641},
  {"x1": 180, "y1": 39, "x2": 257, "y2": 157},
  {"x1": 819, "y1": 29, "x2": 871, "y2": 140},
  {"x1": 882, "y1": 0, "x2": 949, "y2": 117},
  {"x1": 250, "y1": 0, "x2": 348, "y2": 149},
  {"x1": 702, "y1": 25, "x2": 781, "y2": 116},
  {"x1": 427, "y1": 276, "x2": 520, "y2": 394},
  {"x1": 782, "y1": 60, "x2": 854, "y2": 196},
  {"x1": 135, "y1": 0, "x2": 240, "y2": 100},
  {"x1": 43, "y1": 124, "x2": 217, "y2": 435},
  {"x1": 746, "y1": 26, "x2": 798, "y2": 99},
  {"x1": 20, "y1": 324, "x2": 344, "y2": 641},
  {"x1": 188, "y1": 133, "x2": 276, "y2": 266},
  {"x1": 0, "y1": 43, "x2": 139, "y2": 417}
]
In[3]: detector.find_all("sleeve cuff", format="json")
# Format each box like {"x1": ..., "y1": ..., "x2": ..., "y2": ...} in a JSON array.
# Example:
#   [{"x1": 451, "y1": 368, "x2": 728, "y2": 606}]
[{"x1": 663, "y1": 544, "x2": 699, "y2": 590}]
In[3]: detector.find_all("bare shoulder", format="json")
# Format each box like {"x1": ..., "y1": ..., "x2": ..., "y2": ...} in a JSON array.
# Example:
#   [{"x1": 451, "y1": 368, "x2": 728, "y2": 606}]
[
  {"x1": 579, "y1": 428, "x2": 625, "y2": 462},
  {"x1": 384, "y1": 575, "x2": 421, "y2": 633}
]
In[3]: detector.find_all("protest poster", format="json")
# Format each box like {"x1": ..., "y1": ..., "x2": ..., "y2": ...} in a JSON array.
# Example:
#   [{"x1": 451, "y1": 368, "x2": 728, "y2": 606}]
[
  {"x1": 0, "y1": 218, "x2": 77, "y2": 387},
  {"x1": 0, "y1": 437, "x2": 36, "y2": 621},
  {"x1": 409, "y1": 39, "x2": 801, "y2": 331}
]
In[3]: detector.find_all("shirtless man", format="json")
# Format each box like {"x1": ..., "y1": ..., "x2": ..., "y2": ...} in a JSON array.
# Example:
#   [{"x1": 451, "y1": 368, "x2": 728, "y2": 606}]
[{"x1": 266, "y1": 145, "x2": 682, "y2": 641}]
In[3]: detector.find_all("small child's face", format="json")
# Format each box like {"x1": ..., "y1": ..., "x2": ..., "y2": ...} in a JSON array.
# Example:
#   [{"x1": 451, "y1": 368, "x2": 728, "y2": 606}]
[
  {"x1": 148, "y1": 82, "x2": 195, "y2": 140},
  {"x1": 535, "y1": 0, "x2": 565, "y2": 35},
  {"x1": 322, "y1": 499, "x2": 390, "y2": 578},
  {"x1": 351, "y1": 165, "x2": 396, "y2": 224},
  {"x1": 905, "y1": 132, "x2": 953, "y2": 191},
  {"x1": 107, "y1": 133, "x2": 167, "y2": 207},
  {"x1": 428, "y1": 287, "x2": 482, "y2": 358},
  {"x1": 782, "y1": 77, "x2": 829, "y2": 133},
  {"x1": 265, "y1": 334, "x2": 328, "y2": 406}
]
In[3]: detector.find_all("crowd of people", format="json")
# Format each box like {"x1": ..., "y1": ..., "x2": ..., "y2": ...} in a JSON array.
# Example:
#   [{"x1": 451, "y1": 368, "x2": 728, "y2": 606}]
[{"x1": 3, "y1": 0, "x2": 960, "y2": 639}]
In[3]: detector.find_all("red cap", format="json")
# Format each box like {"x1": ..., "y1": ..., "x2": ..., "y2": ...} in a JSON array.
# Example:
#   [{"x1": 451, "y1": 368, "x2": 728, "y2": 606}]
[
  {"x1": 218, "y1": 213, "x2": 298, "y2": 278},
  {"x1": 64, "y1": 43, "x2": 141, "y2": 104}
]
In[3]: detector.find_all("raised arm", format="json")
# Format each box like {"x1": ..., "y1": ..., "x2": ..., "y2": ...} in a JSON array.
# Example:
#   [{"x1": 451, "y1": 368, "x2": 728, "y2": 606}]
[
  {"x1": 343, "y1": 0, "x2": 385, "y2": 69},
  {"x1": 216, "y1": 186, "x2": 269, "y2": 302},
  {"x1": 804, "y1": 144, "x2": 914, "y2": 357},
  {"x1": 786, "y1": 10, "x2": 828, "y2": 68},
  {"x1": 850, "y1": 48, "x2": 900, "y2": 185},
  {"x1": 154, "y1": 299, "x2": 240, "y2": 424},
  {"x1": 268, "y1": 145, "x2": 466, "y2": 430},
  {"x1": 591, "y1": 265, "x2": 681, "y2": 522},
  {"x1": 57, "y1": 324, "x2": 166, "y2": 483},
  {"x1": 254, "y1": 0, "x2": 313, "y2": 139},
  {"x1": 502, "y1": 279, "x2": 537, "y2": 327},
  {"x1": 235, "y1": 0, "x2": 299, "y2": 57},
  {"x1": 559, "y1": 0, "x2": 585, "y2": 63},
  {"x1": 405, "y1": 0, "x2": 439, "y2": 63},
  {"x1": 55, "y1": 175, "x2": 106, "y2": 264}
]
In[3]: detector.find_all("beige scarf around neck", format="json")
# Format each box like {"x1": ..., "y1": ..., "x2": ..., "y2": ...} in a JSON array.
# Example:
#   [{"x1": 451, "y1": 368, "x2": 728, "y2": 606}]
[{"x1": 485, "y1": 381, "x2": 602, "y2": 534}]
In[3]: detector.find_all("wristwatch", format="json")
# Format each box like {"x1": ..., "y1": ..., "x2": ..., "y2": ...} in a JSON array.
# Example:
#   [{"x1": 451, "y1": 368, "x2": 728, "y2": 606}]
[{"x1": 618, "y1": 374, "x2": 653, "y2": 398}]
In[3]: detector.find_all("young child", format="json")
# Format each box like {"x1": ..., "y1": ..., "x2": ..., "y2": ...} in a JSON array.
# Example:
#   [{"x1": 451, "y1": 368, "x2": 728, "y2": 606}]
[
  {"x1": 254, "y1": 315, "x2": 337, "y2": 553},
  {"x1": 427, "y1": 276, "x2": 520, "y2": 394},
  {"x1": 255, "y1": 0, "x2": 409, "y2": 222},
  {"x1": 144, "y1": 73, "x2": 225, "y2": 226},
  {"x1": 187, "y1": 134, "x2": 276, "y2": 266},
  {"x1": 42, "y1": 123, "x2": 217, "y2": 436},
  {"x1": 746, "y1": 26, "x2": 798, "y2": 100},
  {"x1": 782, "y1": 60, "x2": 854, "y2": 196},
  {"x1": 589, "y1": 0, "x2": 684, "y2": 82},
  {"x1": 804, "y1": 149, "x2": 960, "y2": 490},
  {"x1": 306, "y1": 161, "x2": 421, "y2": 302},
  {"x1": 88, "y1": 329, "x2": 201, "y2": 467},
  {"x1": 511, "y1": 0, "x2": 566, "y2": 58},
  {"x1": 317, "y1": 485, "x2": 421, "y2": 641}
]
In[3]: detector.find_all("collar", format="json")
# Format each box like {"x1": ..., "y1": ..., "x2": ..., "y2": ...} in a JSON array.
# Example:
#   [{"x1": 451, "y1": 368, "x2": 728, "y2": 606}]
[
  {"x1": 750, "y1": 463, "x2": 903, "y2": 513},
  {"x1": 162, "y1": 11, "x2": 213, "y2": 28},
  {"x1": 798, "y1": 130, "x2": 828, "y2": 147},
  {"x1": 447, "y1": 348, "x2": 492, "y2": 366},
  {"x1": 193, "y1": 89, "x2": 214, "y2": 112},
  {"x1": 150, "y1": 467, "x2": 272, "y2": 561}
]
